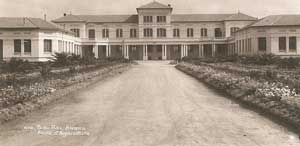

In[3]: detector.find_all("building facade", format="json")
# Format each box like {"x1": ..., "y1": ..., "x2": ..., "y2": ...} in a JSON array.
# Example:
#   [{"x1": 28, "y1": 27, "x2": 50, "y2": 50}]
[
  {"x1": 52, "y1": 1, "x2": 257, "y2": 60},
  {"x1": 2, "y1": 1, "x2": 300, "y2": 61}
]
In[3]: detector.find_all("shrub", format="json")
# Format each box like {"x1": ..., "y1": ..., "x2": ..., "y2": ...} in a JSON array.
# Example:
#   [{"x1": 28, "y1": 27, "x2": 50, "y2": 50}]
[
  {"x1": 69, "y1": 66, "x2": 77, "y2": 74},
  {"x1": 5, "y1": 58, "x2": 34, "y2": 73},
  {"x1": 255, "y1": 82, "x2": 297, "y2": 101},
  {"x1": 52, "y1": 53, "x2": 70, "y2": 67},
  {"x1": 277, "y1": 57, "x2": 300, "y2": 69},
  {"x1": 40, "y1": 64, "x2": 52, "y2": 78},
  {"x1": 238, "y1": 54, "x2": 280, "y2": 65},
  {"x1": 68, "y1": 54, "x2": 81, "y2": 65}
]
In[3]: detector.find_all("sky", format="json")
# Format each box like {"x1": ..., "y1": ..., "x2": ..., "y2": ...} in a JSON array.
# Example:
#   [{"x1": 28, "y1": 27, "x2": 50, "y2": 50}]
[{"x1": 1, "y1": 0, "x2": 300, "y2": 21}]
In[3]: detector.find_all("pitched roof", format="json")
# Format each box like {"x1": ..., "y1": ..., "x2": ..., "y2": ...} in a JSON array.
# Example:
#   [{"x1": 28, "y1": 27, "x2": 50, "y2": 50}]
[
  {"x1": 137, "y1": 1, "x2": 171, "y2": 9},
  {"x1": 250, "y1": 15, "x2": 300, "y2": 27},
  {"x1": 53, "y1": 15, "x2": 138, "y2": 23},
  {"x1": 224, "y1": 12, "x2": 257, "y2": 21},
  {"x1": 0, "y1": 17, "x2": 70, "y2": 32},
  {"x1": 171, "y1": 13, "x2": 256, "y2": 22}
]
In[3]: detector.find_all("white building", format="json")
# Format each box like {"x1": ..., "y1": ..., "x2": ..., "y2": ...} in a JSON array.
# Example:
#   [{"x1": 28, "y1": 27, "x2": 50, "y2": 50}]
[
  {"x1": 2, "y1": 1, "x2": 300, "y2": 62},
  {"x1": 0, "y1": 17, "x2": 80, "y2": 61}
]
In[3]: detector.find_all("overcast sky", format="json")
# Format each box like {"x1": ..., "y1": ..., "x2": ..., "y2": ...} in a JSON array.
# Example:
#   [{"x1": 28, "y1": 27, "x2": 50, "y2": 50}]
[{"x1": 1, "y1": 0, "x2": 300, "y2": 20}]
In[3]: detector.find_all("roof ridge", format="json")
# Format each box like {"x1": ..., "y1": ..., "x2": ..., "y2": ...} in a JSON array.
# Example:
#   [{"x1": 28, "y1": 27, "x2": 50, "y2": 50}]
[{"x1": 24, "y1": 17, "x2": 38, "y2": 28}]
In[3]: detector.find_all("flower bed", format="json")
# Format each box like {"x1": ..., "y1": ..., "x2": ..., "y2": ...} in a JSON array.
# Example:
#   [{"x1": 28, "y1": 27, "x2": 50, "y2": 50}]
[
  {"x1": 176, "y1": 62, "x2": 300, "y2": 134},
  {"x1": 0, "y1": 62, "x2": 131, "y2": 123}
]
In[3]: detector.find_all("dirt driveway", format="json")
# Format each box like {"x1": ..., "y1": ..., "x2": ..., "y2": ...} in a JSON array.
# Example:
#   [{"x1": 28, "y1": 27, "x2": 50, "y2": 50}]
[{"x1": 0, "y1": 61, "x2": 299, "y2": 146}]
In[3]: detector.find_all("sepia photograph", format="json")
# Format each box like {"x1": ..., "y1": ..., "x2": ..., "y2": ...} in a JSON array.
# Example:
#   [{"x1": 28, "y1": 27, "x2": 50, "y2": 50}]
[{"x1": 0, "y1": 0, "x2": 300, "y2": 145}]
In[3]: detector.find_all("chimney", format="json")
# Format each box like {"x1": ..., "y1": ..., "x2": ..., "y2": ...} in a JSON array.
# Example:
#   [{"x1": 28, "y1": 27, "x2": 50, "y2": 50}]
[
  {"x1": 64, "y1": 13, "x2": 67, "y2": 16},
  {"x1": 168, "y1": 4, "x2": 171, "y2": 7},
  {"x1": 44, "y1": 14, "x2": 47, "y2": 21}
]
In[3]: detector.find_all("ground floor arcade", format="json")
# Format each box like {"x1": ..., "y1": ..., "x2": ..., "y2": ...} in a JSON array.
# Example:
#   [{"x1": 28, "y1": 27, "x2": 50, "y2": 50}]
[{"x1": 81, "y1": 43, "x2": 229, "y2": 60}]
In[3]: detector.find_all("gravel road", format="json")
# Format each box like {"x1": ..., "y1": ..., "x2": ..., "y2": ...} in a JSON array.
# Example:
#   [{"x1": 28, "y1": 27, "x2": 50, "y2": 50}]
[{"x1": 0, "y1": 61, "x2": 299, "y2": 146}]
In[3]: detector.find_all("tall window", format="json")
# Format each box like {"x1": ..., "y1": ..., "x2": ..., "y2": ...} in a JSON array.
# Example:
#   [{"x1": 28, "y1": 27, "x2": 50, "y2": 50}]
[
  {"x1": 14, "y1": 39, "x2": 21, "y2": 53},
  {"x1": 44, "y1": 39, "x2": 52, "y2": 53},
  {"x1": 215, "y1": 28, "x2": 222, "y2": 38},
  {"x1": 88, "y1": 29, "x2": 95, "y2": 39},
  {"x1": 230, "y1": 27, "x2": 240, "y2": 36},
  {"x1": 258, "y1": 37, "x2": 266, "y2": 51},
  {"x1": 144, "y1": 28, "x2": 153, "y2": 37},
  {"x1": 157, "y1": 16, "x2": 166, "y2": 23},
  {"x1": 157, "y1": 28, "x2": 166, "y2": 37},
  {"x1": 143, "y1": 16, "x2": 153, "y2": 23},
  {"x1": 173, "y1": 29, "x2": 180, "y2": 37},
  {"x1": 70, "y1": 29, "x2": 80, "y2": 37},
  {"x1": 187, "y1": 28, "x2": 193, "y2": 37},
  {"x1": 279, "y1": 37, "x2": 286, "y2": 52},
  {"x1": 130, "y1": 29, "x2": 137, "y2": 38},
  {"x1": 102, "y1": 29, "x2": 109, "y2": 38},
  {"x1": 201, "y1": 28, "x2": 208, "y2": 37},
  {"x1": 116, "y1": 29, "x2": 123, "y2": 38},
  {"x1": 289, "y1": 36, "x2": 297, "y2": 52},
  {"x1": 24, "y1": 39, "x2": 31, "y2": 53}
]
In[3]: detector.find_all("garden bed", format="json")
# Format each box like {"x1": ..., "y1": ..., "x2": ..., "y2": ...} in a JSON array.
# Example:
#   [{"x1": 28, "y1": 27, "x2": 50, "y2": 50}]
[
  {"x1": 176, "y1": 62, "x2": 300, "y2": 135},
  {"x1": 0, "y1": 62, "x2": 132, "y2": 123}
]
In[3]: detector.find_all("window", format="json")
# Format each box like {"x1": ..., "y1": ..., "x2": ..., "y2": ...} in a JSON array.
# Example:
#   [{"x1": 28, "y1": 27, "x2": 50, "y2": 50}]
[
  {"x1": 143, "y1": 16, "x2": 153, "y2": 23},
  {"x1": 157, "y1": 28, "x2": 166, "y2": 37},
  {"x1": 173, "y1": 29, "x2": 180, "y2": 37},
  {"x1": 230, "y1": 27, "x2": 240, "y2": 36},
  {"x1": 289, "y1": 36, "x2": 297, "y2": 52},
  {"x1": 44, "y1": 39, "x2": 52, "y2": 53},
  {"x1": 258, "y1": 37, "x2": 266, "y2": 51},
  {"x1": 279, "y1": 37, "x2": 286, "y2": 52},
  {"x1": 144, "y1": 28, "x2": 153, "y2": 37},
  {"x1": 88, "y1": 29, "x2": 95, "y2": 39},
  {"x1": 116, "y1": 29, "x2": 123, "y2": 38},
  {"x1": 157, "y1": 16, "x2": 166, "y2": 23},
  {"x1": 24, "y1": 39, "x2": 31, "y2": 53},
  {"x1": 130, "y1": 29, "x2": 137, "y2": 38},
  {"x1": 70, "y1": 29, "x2": 80, "y2": 37},
  {"x1": 102, "y1": 29, "x2": 109, "y2": 38},
  {"x1": 187, "y1": 28, "x2": 193, "y2": 37},
  {"x1": 14, "y1": 39, "x2": 21, "y2": 53},
  {"x1": 215, "y1": 28, "x2": 222, "y2": 38},
  {"x1": 201, "y1": 28, "x2": 208, "y2": 37}
]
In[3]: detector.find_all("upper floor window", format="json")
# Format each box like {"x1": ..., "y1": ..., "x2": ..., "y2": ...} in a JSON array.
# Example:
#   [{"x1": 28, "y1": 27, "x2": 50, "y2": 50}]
[
  {"x1": 201, "y1": 28, "x2": 208, "y2": 37},
  {"x1": 144, "y1": 28, "x2": 153, "y2": 37},
  {"x1": 157, "y1": 16, "x2": 166, "y2": 23},
  {"x1": 130, "y1": 29, "x2": 137, "y2": 38},
  {"x1": 88, "y1": 29, "x2": 95, "y2": 39},
  {"x1": 289, "y1": 36, "x2": 297, "y2": 52},
  {"x1": 24, "y1": 39, "x2": 31, "y2": 53},
  {"x1": 279, "y1": 37, "x2": 286, "y2": 52},
  {"x1": 157, "y1": 28, "x2": 166, "y2": 37},
  {"x1": 70, "y1": 29, "x2": 80, "y2": 37},
  {"x1": 102, "y1": 29, "x2": 109, "y2": 38},
  {"x1": 44, "y1": 39, "x2": 52, "y2": 53},
  {"x1": 187, "y1": 28, "x2": 194, "y2": 37},
  {"x1": 14, "y1": 39, "x2": 21, "y2": 53},
  {"x1": 173, "y1": 29, "x2": 180, "y2": 37},
  {"x1": 215, "y1": 28, "x2": 222, "y2": 38},
  {"x1": 144, "y1": 16, "x2": 153, "y2": 23},
  {"x1": 258, "y1": 37, "x2": 266, "y2": 52},
  {"x1": 116, "y1": 29, "x2": 123, "y2": 38},
  {"x1": 230, "y1": 27, "x2": 240, "y2": 35}
]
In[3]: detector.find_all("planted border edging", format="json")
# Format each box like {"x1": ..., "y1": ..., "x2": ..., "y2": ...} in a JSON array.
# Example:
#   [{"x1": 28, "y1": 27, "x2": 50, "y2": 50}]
[
  {"x1": 175, "y1": 63, "x2": 300, "y2": 135},
  {"x1": 0, "y1": 63, "x2": 131, "y2": 123}
]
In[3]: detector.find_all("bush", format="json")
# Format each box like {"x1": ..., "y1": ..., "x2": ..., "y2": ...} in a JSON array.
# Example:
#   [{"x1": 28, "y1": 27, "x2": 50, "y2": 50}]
[
  {"x1": 238, "y1": 54, "x2": 280, "y2": 65},
  {"x1": 40, "y1": 63, "x2": 52, "y2": 78},
  {"x1": 52, "y1": 53, "x2": 70, "y2": 67},
  {"x1": 4, "y1": 58, "x2": 34, "y2": 73},
  {"x1": 277, "y1": 57, "x2": 300, "y2": 69}
]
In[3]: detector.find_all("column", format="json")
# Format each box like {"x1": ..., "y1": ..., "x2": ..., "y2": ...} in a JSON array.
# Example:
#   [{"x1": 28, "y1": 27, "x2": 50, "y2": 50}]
[
  {"x1": 181, "y1": 44, "x2": 184, "y2": 59},
  {"x1": 106, "y1": 45, "x2": 109, "y2": 57},
  {"x1": 143, "y1": 45, "x2": 148, "y2": 60},
  {"x1": 93, "y1": 45, "x2": 98, "y2": 59},
  {"x1": 162, "y1": 44, "x2": 167, "y2": 60},
  {"x1": 185, "y1": 45, "x2": 188, "y2": 57},
  {"x1": 212, "y1": 44, "x2": 216, "y2": 57},
  {"x1": 199, "y1": 44, "x2": 202, "y2": 57},
  {"x1": 125, "y1": 45, "x2": 129, "y2": 59}
]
